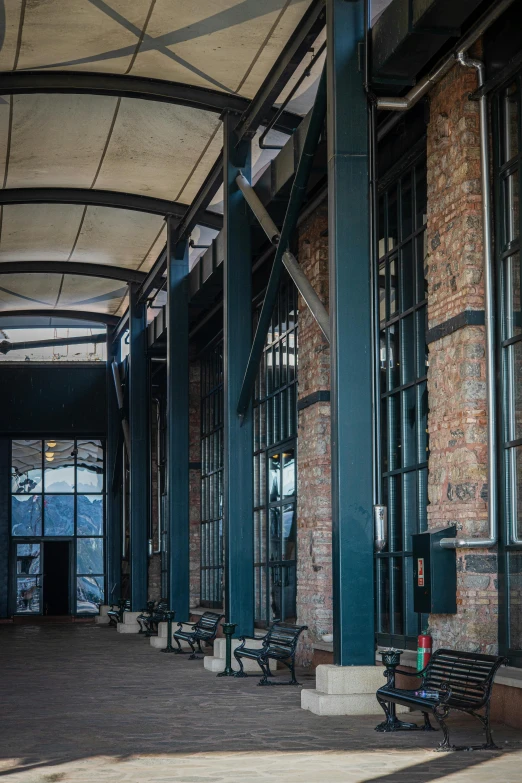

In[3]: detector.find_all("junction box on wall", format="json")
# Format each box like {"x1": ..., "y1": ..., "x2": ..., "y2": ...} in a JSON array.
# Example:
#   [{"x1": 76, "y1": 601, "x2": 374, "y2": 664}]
[{"x1": 412, "y1": 526, "x2": 457, "y2": 614}]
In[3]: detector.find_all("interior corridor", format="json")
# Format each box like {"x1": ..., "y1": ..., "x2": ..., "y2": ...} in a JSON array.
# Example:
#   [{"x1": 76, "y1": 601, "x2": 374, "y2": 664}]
[{"x1": 0, "y1": 624, "x2": 521, "y2": 783}]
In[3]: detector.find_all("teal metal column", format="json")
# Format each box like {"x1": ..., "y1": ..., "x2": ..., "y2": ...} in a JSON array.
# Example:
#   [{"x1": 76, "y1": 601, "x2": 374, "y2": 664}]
[
  {"x1": 327, "y1": 0, "x2": 374, "y2": 665},
  {"x1": 223, "y1": 113, "x2": 254, "y2": 636},
  {"x1": 166, "y1": 218, "x2": 190, "y2": 620},
  {"x1": 106, "y1": 328, "x2": 122, "y2": 603},
  {"x1": 128, "y1": 283, "x2": 149, "y2": 610}
]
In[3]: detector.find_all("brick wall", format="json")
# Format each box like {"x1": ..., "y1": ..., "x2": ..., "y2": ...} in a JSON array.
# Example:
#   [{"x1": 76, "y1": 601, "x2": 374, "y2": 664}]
[
  {"x1": 295, "y1": 203, "x2": 333, "y2": 665},
  {"x1": 189, "y1": 361, "x2": 201, "y2": 608},
  {"x1": 426, "y1": 59, "x2": 498, "y2": 653}
]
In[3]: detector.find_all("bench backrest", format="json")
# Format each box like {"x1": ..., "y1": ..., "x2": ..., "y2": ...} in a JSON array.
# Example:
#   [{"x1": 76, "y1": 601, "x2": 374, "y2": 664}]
[
  {"x1": 265, "y1": 622, "x2": 308, "y2": 657},
  {"x1": 194, "y1": 611, "x2": 224, "y2": 638},
  {"x1": 155, "y1": 599, "x2": 168, "y2": 613},
  {"x1": 424, "y1": 648, "x2": 505, "y2": 706}
]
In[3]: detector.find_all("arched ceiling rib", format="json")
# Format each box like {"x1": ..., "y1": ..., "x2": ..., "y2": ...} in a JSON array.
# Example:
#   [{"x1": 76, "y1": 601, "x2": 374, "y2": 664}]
[
  {"x1": 0, "y1": 0, "x2": 320, "y2": 320},
  {"x1": 0, "y1": 261, "x2": 146, "y2": 283},
  {"x1": 0, "y1": 309, "x2": 119, "y2": 326}
]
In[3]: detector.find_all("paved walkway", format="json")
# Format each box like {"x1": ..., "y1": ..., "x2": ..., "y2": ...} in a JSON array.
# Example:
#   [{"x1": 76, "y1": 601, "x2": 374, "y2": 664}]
[{"x1": 0, "y1": 624, "x2": 521, "y2": 782}]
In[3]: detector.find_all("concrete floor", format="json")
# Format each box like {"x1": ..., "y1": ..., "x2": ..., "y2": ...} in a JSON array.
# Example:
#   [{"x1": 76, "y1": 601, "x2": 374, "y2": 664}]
[{"x1": 0, "y1": 623, "x2": 521, "y2": 782}]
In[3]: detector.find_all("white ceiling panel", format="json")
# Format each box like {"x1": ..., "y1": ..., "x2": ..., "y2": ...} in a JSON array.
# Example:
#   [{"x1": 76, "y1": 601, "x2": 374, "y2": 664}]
[
  {"x1": 57, "y1": 275, "x2": 128, "y2": 313},
  {"x1": 0, "y1": 204, "x2": 84, "y2": 261},
  {"x1": 175, "y1": 123, "x2": 222, "y2": 204},
  {"x1": 238, "y1": 0, "x2": 312, "y2": 100},
  {"x1": 95, "y1": 99, "x2": 219, "y2": 200},
  {"x1": 6, "y1": 94, "x2": 118, "y2": 189},
  {"x1": 70, "y1": 206, "x2": 165, "y2": 269},
  {"x1": 16, "y1": 0, "x2": 152, "y2": 73},
  {"x1": 139, "y1": 223, "x2": 167, "y2": 273},
  {"x1": 0, "y1": 1, "x2": 23, "y2": 71},
  {"x1": 0, "y1": 273, "x2": 61, "y2": 310},
  {"x1": 130, "y1": 0, "x2": 310, "y2": 94}
]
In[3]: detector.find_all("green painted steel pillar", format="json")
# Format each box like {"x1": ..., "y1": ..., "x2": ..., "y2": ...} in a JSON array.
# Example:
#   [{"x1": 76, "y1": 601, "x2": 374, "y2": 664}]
[
  {"x1": 223, "y1": 112, "x2": 254, "y2": 637},
  {"x1": 128, "y1": 283, "x2": 149, "y2": 610},
  {"x1": 166, "y1": 218, "x2": 190, "y2": 621},
  {"x1": 106, "y1": 328, "x2": 122, "y2": 603},
  {"x1": 327, "y1": 0, "x2": 374, "y2": 665}
]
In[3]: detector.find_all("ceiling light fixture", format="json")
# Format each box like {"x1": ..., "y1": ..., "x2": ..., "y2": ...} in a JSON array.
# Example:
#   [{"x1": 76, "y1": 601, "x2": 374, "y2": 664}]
[{"x1": 47, "y1": 441, "x2": 56, "y2": 448}]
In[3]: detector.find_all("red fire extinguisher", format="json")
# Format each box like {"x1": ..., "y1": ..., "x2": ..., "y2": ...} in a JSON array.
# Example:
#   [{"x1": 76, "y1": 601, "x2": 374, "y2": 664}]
[{"x1": 417, "y1": 631, "x2": 432, "y2": 671}]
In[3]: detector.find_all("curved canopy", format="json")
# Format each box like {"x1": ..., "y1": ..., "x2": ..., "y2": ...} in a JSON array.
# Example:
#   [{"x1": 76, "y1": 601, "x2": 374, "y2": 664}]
[{"x1": 0, "y1": 0, "x2": 324, "y2": 320}]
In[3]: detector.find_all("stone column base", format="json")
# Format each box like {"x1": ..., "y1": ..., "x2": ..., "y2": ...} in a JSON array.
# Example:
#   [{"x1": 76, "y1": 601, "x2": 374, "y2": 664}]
[
  {"x1": 116, "y1": 611, "x2": 142, "y2": 634},
  {"x1": 150, "y1": 622, "x2": 193, "y2": 650},
  {"x1": 94, "y1": 604, "x2": 111, "y2": 624},
  {"x1": 203, "y1": 637, "x2": 265, "y2": 674},
  {"x1": 301, "y1": 665, "x2": 410, "y2": 716}
]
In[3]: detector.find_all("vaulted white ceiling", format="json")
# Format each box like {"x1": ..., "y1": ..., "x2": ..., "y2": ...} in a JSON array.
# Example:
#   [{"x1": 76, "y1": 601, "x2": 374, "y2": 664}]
[{"x1": 0, "y1": 0, "x2": 323, "y2": 323}]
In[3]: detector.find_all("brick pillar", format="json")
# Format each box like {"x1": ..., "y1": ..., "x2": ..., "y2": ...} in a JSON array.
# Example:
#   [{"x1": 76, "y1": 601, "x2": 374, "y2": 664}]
[
  {"x1": 189, "y1": 360, "x2": 201, "y2": 608},
  {"x1": 295, "y1": 204, "x2": 333, "y2": 665},
  {"x1": 426, "y1": 60, "x2": 498, "y2": 653}
]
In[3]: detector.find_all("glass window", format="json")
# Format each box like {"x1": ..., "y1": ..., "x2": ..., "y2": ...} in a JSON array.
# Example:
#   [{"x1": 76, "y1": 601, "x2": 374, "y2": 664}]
[
  {"x1": 44, "y1": 440, "x2": 75, "y2": 492},
  {"x1": 376, "y1": 154, "x2": 428, "y2": 648},
  {"x1": 44, "y1": 495, "x2": 74, "y2": 536},
  {"x1": 12, "y1": 495, "x2": 42, "y2": 536},
  {"x1": 10, "y1": 438, "x2": 105, "y2": 615},
  {"x1": 77, "y1": 576, "x2": 104, "y2": 615},
  {"x1": 77, "y1": 538, "x2": 104, "y2": 575}
]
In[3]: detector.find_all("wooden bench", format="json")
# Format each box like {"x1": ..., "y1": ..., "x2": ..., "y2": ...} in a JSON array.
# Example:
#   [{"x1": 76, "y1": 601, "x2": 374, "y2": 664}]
[
  {"x1": 234, "y1": 622, "x2": 308, "y2": 685},
  {"x1": 137, "y1": 599, "x2": 169, "y2": 636},
  {"x1": 376, "y1": 648, "x2": 507, "y2": 751},
  {"x1": 173, "y1": 611, "x2": 224, "y2": 659},
  {"x1": 107, "y1": 599, "x2": 130, "y2": 627}
]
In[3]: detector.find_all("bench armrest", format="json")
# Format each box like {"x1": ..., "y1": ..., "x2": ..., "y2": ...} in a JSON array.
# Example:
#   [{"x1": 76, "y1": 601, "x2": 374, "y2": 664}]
[
  {"x1": 236, "y1": 633, "x2": 267, "y2": 653},
  {"x1": 176, "y1": 621, "x2": 195, "y2": 631}
]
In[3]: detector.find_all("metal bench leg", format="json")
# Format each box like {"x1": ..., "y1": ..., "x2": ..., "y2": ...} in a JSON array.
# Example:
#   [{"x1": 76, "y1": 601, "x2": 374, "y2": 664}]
[
  {"x1": 422, "y1": 712, "x2": 437, "y2": 731},
  {"x1": 257, "y1": 659, "x2": 271, "y2": 686},
  {"x1": 188, "y1": 640, "x2": 200, "y2": 660},
  {"x1": 433, "y1": 707, "x2": 453, "y2": 752},
  {"x1": 174, "y1": 636, "x2": 185, "y2": 653},
  {"x1": 483, "y1": 702, "x2": 498, "y2": 749},
  {"x1": 233, "y1": 652, "x2": 248, "y2": 678}
]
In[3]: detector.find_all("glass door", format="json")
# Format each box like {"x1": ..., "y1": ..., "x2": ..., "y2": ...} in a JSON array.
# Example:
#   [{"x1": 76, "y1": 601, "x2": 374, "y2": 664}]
[{"x1": 15, "y1": 543, "x2": 42, "y2": 614}]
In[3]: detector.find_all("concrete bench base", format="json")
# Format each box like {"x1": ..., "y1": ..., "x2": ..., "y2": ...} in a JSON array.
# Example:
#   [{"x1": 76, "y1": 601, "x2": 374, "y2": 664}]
[
  {"x1": 116, "y1": 611, "x2": 142, "y2": 635},
  {"x1": 150, "y1": 622, "x2": 193, "y2": 650},
  {"x1": 301, "y1": 665, "x2": 410, "y2": 716},
  {"x1": 203, "y1": 637, "x2": 265, "y2": 674}
]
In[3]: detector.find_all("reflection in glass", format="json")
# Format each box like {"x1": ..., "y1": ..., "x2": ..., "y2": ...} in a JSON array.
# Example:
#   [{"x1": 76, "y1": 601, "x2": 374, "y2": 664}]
[
  {"x1": 11, "y1": 495, "x2": 42, "y2": 536},
  {"x1": 503, "y1": 253, "x2": 521, "y2": 340},
  {"x1": 16, "y1": 577, "x2": 40, "y2": 613},
  {"x1": 282, "y1": 451, "x2": 295, "y2": 497},
  {"x1": 269, "y1": 508, "x2": 281, "y2": 561},
  {"x1": 268, "y1": 454, "x2": 280, "y2": 502},
  {"x1": 16, "y1": 544, "x2": 40, "y2": 575},
  {"x1": 389, "y1": 257, "x2": 398, "y2": 316},
  {"x1": 269, "y1": 565, "x2": 282, "y2": 621},
  {"x1": 77, "y1": 576, "x2": 104, "y2": 614},
  {"x1": 77, "y1": 495, "x2": 104, "y2": 535},
  {"x1": 44, "y1": 440, "x2": 75, "y2": 492},
  {"x1": 44, "y1": 494, "x2": 74, "y2": 536},
  {"x1": 509, "y1": 552, "x2": 522, "y2": 649},
  {"x1": 503, "y1": 83, "x2": 519, "y2": 165},
  {"x1": 283, "y1": 504, "x2": 296, "y2": 560},
  {"x1": 77, "y1": 440, "x2": 103, "y2": 492},
  {"x1": 504, "y1": 170, "x2": 519, "y2": 247},
  {"x1": 77, "y1": 538, "x2": 104, "y2": 574},
  {"x1": 11, "y1": 440, "x2": 42, "y2": 493}
]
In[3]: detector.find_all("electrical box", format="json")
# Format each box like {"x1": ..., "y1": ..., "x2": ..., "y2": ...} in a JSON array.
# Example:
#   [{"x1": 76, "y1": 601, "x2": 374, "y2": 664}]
[{"x1": 412, "y1": 526, "x2": 457, "y2": 614}]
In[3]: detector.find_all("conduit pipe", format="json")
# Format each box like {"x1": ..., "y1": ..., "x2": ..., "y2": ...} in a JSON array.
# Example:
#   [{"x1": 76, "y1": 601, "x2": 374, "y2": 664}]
[
  {"x1": 235, "y1": 171, "x2": 331, "y2": 342},
  {"x1": 440, "y1": 53, "x2": 496, "y2": 550},
  {"x1": 375, "y1": 0, "x2": 517, "y2": 112}
]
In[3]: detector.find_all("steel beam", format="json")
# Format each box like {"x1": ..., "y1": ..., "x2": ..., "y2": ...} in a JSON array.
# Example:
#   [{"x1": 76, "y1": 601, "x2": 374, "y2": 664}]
[
  {"x1": 136, "y1": 248, "x2": 167, "y2": 306},
  {"x1": 0, "y1": 71, "x2": 301, "y2": 134},
  {"x1": 0, "y1": 261, "x2": 146, "y2": 283},
  {"x1": 233, "y1": 0, "x2": 326, "y2": 141},
  {"x1": 0, "y1": 309, "x2": 119, "y2": 325},
  {"x1": 327, "y1": 0, "x2": 374, "y2": 666},
  {"x1": 0, "y1": 188, "x2": 223, "y2": 225},
  {"x1": 106, "y1": 329, "x2": 122, "y2": 603},
  {"x1": 237, "y1": 64, "x2": 327, "y2": 418},
  {"x1": 223, "y1": 113, "x2": 254, "y2": 636},
  {"x1": 128, "y1": 283, "x2": 149, "y2": 610},
  {"x1": 0, "y1": 332, "x2": 106, "y2": 353},
  {"x1": 166, "y1": 220, "x2": 190, "y2": 619}
]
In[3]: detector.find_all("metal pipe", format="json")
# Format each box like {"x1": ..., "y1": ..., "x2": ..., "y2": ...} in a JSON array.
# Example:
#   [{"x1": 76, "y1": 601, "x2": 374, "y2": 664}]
[
  {"x1": 376, "y1": 0, "x2": 517, "y2": 112},
  {"x1": 236, "y1": 171, "x2": 330, "y2": 340},
  {"x1": 440, "y1": 52, "x2": 497, "y2": 550},
  {"x1": 0, "y1": 332, "x2": 105, "y2": 354},
  {"x1": 282, "y1": 250, "x2": 330, "y2": 340},
  {"x1": 236, "y1": 172, "x2": 281, "y2": 244}
]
